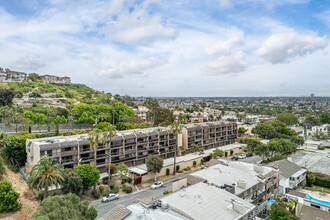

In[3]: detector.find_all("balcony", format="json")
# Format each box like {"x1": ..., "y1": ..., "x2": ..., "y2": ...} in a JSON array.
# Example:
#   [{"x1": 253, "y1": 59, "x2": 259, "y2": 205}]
[
  {"x1": 149, "y1": 145, "x2": 158, "y2": 150},
  {"x1": 81, "y1": 148, "x2": 93, "y2": 153},
  {"x1": 125, "y1": 149, "x2": 136, "y2": 154},
  {"x1": 138, "y1": 154, "x2": 148, "y2": 159},
  {"x1": 61, "y1": 150, "x2": 78, "y2": 156},
  {"x1": 113, "y1": 156, "x2": 136, "y2": 163},
  {"x1": 96, "y1": 154, "x2": 108, "y2": 159},
  {"x1": 266, "y1": 182, "x2": 273, "y2": 189}
]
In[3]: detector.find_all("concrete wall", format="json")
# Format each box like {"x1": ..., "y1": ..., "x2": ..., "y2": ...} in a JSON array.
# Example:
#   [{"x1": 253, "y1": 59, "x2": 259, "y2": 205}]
[{"x1": 172, "y1": 178, "x2": 187, "y2": 192}]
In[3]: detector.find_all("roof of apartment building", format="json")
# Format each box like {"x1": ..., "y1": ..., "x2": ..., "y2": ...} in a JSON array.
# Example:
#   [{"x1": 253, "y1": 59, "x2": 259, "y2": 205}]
[
  {"x1": 181, "y1": 121, "x2": 236, "y2": 129},
  {"x1": 268, "y1": 159, "x2": 305, "y2": 179},
  {"x1": 190, "y1": 161, "x2": 273, "y2": 196},
  {"x1": 27, "y1": 127, "x2": 173, "y2": 150},
  {"x1": 99, "y1": 204, "x2": 132, "y2": 220},
  {"x1": 161, "y1": 182, "x2": 255, "y2": 220},
  {"x1": 297, "y1": 205, "x2": 330, "y2": 220}
]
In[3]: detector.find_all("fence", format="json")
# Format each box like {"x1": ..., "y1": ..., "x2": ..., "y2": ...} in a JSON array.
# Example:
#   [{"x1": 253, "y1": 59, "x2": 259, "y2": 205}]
[{"x1": 0, "y1": 123, "x2": 94, "y2": 134}]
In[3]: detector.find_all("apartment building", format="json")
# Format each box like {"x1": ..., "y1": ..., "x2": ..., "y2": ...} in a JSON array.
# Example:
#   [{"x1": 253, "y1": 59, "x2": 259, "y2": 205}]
[
  {"x1": 181, "y1": 121, "x2": 237, "y2": 154},
  {"x1": 133, "y1": 106, "x2": 149, "y2": 122},
  {"x1": 0, "y1": 71, "x2": 28, "y2": 82},
  {"x1": 268, "y1": 159, "x2": 307, "y2": 194},
  {"x1": 40, "y1": 74, "x2": 71, "y2": 84}
]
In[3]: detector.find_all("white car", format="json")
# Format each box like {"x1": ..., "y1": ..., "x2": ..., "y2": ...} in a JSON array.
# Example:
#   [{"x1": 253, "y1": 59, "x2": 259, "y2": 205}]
[
  {"x1": 327, "y1": 153, "x2": 330, "y2": 158},
  {"x1": 102, "y1": 193, "x2": 119, "y2": 203},
  {"x1": 151, "y1": 181, "x2": 164, "y2": 189},
  {"x1": 238, "y1": 155, "x2": 246, "y2": 159}
]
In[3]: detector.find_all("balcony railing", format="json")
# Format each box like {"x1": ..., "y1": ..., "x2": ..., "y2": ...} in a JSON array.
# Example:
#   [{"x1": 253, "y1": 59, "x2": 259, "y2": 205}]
[{"x1": 125, "y1": 149, "x2": 136, "y2": 154}]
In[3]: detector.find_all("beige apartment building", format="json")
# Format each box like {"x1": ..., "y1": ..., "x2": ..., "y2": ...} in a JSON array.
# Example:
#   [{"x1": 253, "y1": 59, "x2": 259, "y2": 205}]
[
  {"x1": 26, "y1": 127, "x2": 178, "y2": 172},
  {"x1": 181, "y1": 121, "x2": 237, "y2": 154}
]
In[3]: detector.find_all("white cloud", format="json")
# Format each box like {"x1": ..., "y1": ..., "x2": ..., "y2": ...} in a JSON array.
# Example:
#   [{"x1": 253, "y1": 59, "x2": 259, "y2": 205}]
[
  {"x1": 206, "y1": 51, "x2": 246, "y2": 75},
  {"x1": 214, "y1": 0, "x2": 309, "y2": 9},
  {"x1": 16, "y1": 55, "x2": 45, "y2": 70},
  {"x1": 205, "y1": 36, "x2": 244, "y2": 56},
  {"x1": 105, "y1": 6, "x2": 177, "y2": 44},
  {"x1": 97, "y1": 58, "x2": 166, "y2": 79},
  {"x1": 317, "y1": 10, "x2": 330, "y2": 27},
  {"x1": 256, "y1": 32, "x2": 328, "y2": 64}
]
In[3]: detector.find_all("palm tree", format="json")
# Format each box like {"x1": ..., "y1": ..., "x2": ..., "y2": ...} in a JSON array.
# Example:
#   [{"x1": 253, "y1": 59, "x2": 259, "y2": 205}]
[
  {"x1": 88, "y1": 128, "x2": 104, "y2": 189},
  {"x1": 170, "y1": 121, "x2": 182, "y2": 175},
  {"x1": 102, "y1": 125, "x2": 117, "y2": 189},
  {"x1": 0, "y1": 131, "x2": 9, "y2": 150},
  {"x1": 27, "y1": 156, "x2": 64, "y2": 199}
]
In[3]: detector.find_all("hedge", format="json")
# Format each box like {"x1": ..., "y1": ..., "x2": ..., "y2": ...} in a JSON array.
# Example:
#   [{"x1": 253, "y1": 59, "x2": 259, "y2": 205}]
[{"x1": 308, "y1": 171, "x2": 330, "y2": 188}]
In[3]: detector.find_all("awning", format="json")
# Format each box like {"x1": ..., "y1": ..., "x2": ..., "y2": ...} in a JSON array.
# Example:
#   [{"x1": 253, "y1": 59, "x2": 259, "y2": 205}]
[{"x1": 129, "y1": 167, "x2": 148, "y2": 175}]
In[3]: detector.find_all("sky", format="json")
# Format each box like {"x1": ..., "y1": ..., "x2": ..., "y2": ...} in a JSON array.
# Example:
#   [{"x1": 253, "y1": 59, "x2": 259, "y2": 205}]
[{"x1": 0, "y1": 0, "x2": 330, "y2": 97}]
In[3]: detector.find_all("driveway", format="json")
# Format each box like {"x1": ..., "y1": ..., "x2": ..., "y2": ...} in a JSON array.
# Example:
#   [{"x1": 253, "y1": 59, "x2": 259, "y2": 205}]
[
  {"x1": 91, "y1": 173, "x2": 189, "y2": 219},
  {"x1": 239, "y1": 155, "x2": 262, "y2": 164}
]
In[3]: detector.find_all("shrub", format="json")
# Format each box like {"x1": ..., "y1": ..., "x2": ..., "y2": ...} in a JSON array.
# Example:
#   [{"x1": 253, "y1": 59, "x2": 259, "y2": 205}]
[
  {"x1": 312, "y1": 172, "x2": 330, "y2": 188},
  {"x1": 121, "y1": 178, "x2": 127, "y2": 185},
  {"x1": 178, "y1": 170, "x2": 183, "y2": 173},
  {"x1": 110, "y1": 183, "x2": 115, "y2": 189},
  {"x1": 38, "y1": 190, "x2": 45, "y2": 201},
  {"x1": 134, "y1": 176, "x2": 142, "y2": 185},
  {"x1": 176, "y1": 165, "x2": 180, "y2": 172},
  {"x1": 201, "y1": 159, "x2": 204, "y2": 165},
  {"x1": 225, "y1": 152, "x2": 228, "y2": 157},
  {"x1": 124, "y1": 186, "x2": 132, "y2": 193},
  {"x1": 92, "y1": 189, "x2": 100, "y2": 199},
  {"x1": 111, "y1": 186, "x2": 119, "y2": 194},
  {"x1": 306, "y1": 174, "x2": 316, "y2": 187},
  {"x1": 181, "y1": 150, "x2": 186, "y2": 155},
  {"x1": 102, "y1": 176, "x2": 108, "y2": 185},
  {"x1": 99, "y1": 186, "x2": 104, "y2": 193},
  {"x1": 0, "y1": 180, "x2": 22, "y2": 213},
  {"x1": 163, "y1": 190, "x2": 169, "y2": 195},
  {"x1": 127, "y1": 177, "x2": 132, "y2": 184},
  {"x1": 230, "y1": 150, "x2": 234, "y2": 156},
  {"x1": 288, "y1": 204, "x2": 293, "y2": 211},
  {"x1": 103, "y1": 189, "x2": 110, "y2": 196},
  {"x1": 193, "y1": 161, "x2": 197, "y2": 167},
  {"x1": 166, "y1": 168, "x2": 170, "y2": 175}
]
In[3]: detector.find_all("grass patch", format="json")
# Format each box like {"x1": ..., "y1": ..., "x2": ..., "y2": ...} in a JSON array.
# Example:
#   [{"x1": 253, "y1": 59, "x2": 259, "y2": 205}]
[{"x1": 305, "y1": 185, "x2": 330, "y2": 194}]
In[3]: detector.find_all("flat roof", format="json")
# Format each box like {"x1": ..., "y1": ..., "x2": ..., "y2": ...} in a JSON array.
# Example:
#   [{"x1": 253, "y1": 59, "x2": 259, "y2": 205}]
[
  {"x1": 161, "y1": 182, "x2": 255, "y2": 220},
  {"x1": 129, "y1": 167, "x2": 147, "y2": 175},
  {"x1": 190, "y1": 162, "x2": 273, "y2": 196}
]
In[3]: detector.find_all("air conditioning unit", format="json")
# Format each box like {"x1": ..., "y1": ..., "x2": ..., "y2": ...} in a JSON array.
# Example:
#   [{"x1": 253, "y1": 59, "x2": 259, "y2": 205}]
[{"x1": 237, "y1": 179, "x2": 247, "y2": 189}]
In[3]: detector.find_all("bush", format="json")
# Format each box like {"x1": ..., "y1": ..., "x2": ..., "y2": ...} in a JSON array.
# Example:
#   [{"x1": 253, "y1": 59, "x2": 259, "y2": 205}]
[
  {"x1": 103, "y1": 189, "x2": 110, "y2": 196},
  {"x1": 193, "y1": 161, "x2": 197, "y2": 167},
  {"x1": 0, "y1": 156, "x2": 5, "y2": 180},
  {"x1": 110, "y1": 183, "x2": 115, "y2": 189},
  {"x1": 121, "y1": 178, "x2": 127, "y2": 185},
  {"x1": 312, "y1": 172, "x2": 330, "y2": 188},
  {"x1": 307, "y1": 174, "x2": 316, "y2": 187},
  {"x1": 178, "y1": 170, "x2": 183, "y2": 173},
  {"x1": 163, "y1": 190, "x2": 170, "y2": 195},
  {"x1": 0, "y1": 180, "x2": 22, "y2": 213},
  {"x1": 38, "y1": 190, "x2": 45, "y2": 201},
  {"x1": 201, "y1": 159, "x2": 204, "y2": 165},
  {"x1": 176, "y1": 165, "x2": 180, "y2": 172},
  {"x1": 102, "y1": 176, "x2": 108, "y2": 185},
  {"x1": 123, "y1": 185, "x2": 132, "y2": 193},
  {"x1": 92, "y1": 189, "x2": 100, "y2": 199},
  {"x1": 225, "y1": 152, "x2": 228, "y2": 157},
  {"x1": 181, "y1": 150, "x2": 186, "y2": 155},
  {"x1": 166, "y1": 168, "x2": 170, "y2": 175},
  {"x1": 111, "y1": 186, "x2": 119, "y2": 194},
  {"x1": 99, "y1": 186, "x2": 104, "y2": 193},
  {"x1": 134, "y1": 176, "x2": 142, "y2": 185},
  {"x1": 230, "y1": 150, "x2": 234, "y2": 156},
  {"x1": 127, "y1": 177, "x2": 132, "y2": 184}
]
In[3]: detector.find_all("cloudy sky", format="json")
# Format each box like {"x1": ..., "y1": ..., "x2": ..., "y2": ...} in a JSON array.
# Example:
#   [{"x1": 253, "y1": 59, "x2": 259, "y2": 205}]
[{"x1": 0, "y1": 0, "x2": 329, "y2": 97}]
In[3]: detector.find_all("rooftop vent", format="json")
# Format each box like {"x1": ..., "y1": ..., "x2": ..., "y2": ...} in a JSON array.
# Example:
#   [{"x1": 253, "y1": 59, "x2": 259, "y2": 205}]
[
  {"x1": 254, "y1": 165, "x2": 264, "y2": 173},
  {"x1": 233, "y1": 201, "x2": 247, "y2": 214},
  {"x1": 237, "y1": 179, "x2": 247, "y2": 189}
]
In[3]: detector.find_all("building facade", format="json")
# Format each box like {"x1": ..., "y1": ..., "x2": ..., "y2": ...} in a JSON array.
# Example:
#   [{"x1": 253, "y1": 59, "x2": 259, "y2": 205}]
[
  {"x1": 181, "y1": 121, "x2": 237, "y2": 154},
  {"x1": 0, "y1": 71, "x2": 27, "y2": 82},
  {"x1": 26, "y1": 127, "x2": 177, "y2": 172},
  {"x1": 40, "y1": 75, "x2": 71, "y2": 84}
]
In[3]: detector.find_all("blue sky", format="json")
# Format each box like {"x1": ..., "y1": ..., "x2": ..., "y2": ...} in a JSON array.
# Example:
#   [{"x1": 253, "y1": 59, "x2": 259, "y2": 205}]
[{"x1": 0, "y1": 0, "x2": 329, "y2": 96}]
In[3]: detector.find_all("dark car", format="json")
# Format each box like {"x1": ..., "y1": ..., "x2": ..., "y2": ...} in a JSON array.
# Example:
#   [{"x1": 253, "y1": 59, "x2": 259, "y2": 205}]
[
  {"x1": 231, "y1": 157, "x2": 238, "y2": 161},
  {"x1": 246, "y1": 153, "x2": 253, "y2": 157}
]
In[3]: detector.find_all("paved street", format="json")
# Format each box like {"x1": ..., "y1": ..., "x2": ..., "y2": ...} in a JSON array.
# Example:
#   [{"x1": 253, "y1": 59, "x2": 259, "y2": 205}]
[
  {"x1": 91, "y1": 173, "x2": 189, "y2": 219},
  {"x1": 240, "y1": 155, "x2": 262, "y2": 163}
]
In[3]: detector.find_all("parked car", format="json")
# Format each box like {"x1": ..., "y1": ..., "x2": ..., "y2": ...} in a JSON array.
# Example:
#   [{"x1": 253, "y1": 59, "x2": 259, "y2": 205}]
[
  {"x1": 246, "y1": 153, "x2": 253, "y2": 157},
  {"x1": 231, "y1": 157, "x2": 238, "y2": 161},
  {"x1": 327, "y1": 153, "x2": 330, "y2": 158},
  {"x1": 151, "y1": 181, "x2": 164, "y2": 189},
  {"x1": 238, "y1": 155, "x2": 246, "y2": 159},
  {"x1": 102, "y1": 193, "x2": 119, "y2": 203}
]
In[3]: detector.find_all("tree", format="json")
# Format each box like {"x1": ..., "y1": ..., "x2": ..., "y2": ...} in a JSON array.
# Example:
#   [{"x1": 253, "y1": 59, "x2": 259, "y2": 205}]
[
  {"x1": 192, "y1": 145, "x2": 203, "y2": 154},
  {"x1": 255, "y1": 144, "x2": 269, "y2": 160},
  {"x1": 88, "y1": 128, "x2": 104, "y2": 175},
  {"x1": 320, "y1": 111, "x2": 330, "y2": 124},
  {"x1": 96, "y1": 122, "x2": 112, "y2": 130},
  {"x1": 75, "y1": 164, "x2": 100, "y2": 192},
  {"x1": 306, "y1": 174, "x2": 316, "y2": 187},
  {"x1": 32, "y1": 193, "x2": 97, "y2": 220},
  {"x1": 170, "y1": 121, "x2": 182, "y2": 175},
  {"x1": 267, "y1": 204, "x2": 298, "y2": 220},
  {"x1": 291, "y1": 135, "x2": 304, "y2": 146},
  {"x1": 238, "y1": 127, "x2": 247, "y2": 134},
  {"x1": 116, "y1": 122, "x2": 135, "y2": 131},
  {"x1": 0, "y1": 156, "x2": 5, "y2": 180},
  {"x1": 108, "y1": 164, "x2": 117, "y2": 176},
  {"x1": 144, "y1": 98, "x2": 159, "y2": 124},
  {"x1": 27, "y1": 156, "x2": 64, "y2": 199},
  {"x1": 62, "y1": 169, "x2": 83, "y2": 196},
  {"x1": 0, "y1": 131, "x2": 9, "y2": 150},
  {"x1": 146, "y1": 155, "x2": 163, "y2": 181},
  {"x1": 276, "y1": 113, "x2": 298, "y2": 126},
  {"x1": 102, "y1": 125, "x2": 117, "y2": 189},
  {"x1": 0, "y1": 89, "x2": 15, "y2": 106},
  {"x1": 116, "y1": 163, "x2": 129, "y2": 184},
  {"x1": 0, "y1": 180, "x2": 22, "y2": 213},
  {"x1": 210, "y1": 148, "x2": 224, "y2": 159}
]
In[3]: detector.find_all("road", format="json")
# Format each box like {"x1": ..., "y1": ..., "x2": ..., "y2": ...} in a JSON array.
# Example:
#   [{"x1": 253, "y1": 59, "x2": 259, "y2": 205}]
[
  {"x1": 91, "y1": 173, "x2": 189, "y2": 219},
  {"x1": 240, "y1": 155, "x2": 262, "y2": 163}
]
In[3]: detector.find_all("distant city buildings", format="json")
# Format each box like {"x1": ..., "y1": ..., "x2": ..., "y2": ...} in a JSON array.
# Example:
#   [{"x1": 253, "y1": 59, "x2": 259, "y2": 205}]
[{"x1": 0, "y1": 70, "x2": 71, "y2": 84}]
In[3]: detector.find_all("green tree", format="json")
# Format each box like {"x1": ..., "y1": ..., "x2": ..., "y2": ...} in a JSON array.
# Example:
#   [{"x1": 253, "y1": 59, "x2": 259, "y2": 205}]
[
  {"x1": 192, "y1": 145, "x2": 203, "y2": 154},
  {"x1": 144, "y1": 97, "x2": 159, "y2": 124},
  {"x1": 291, "y1": 135, "x2": 305, "y2": 146},
  {"x1": 0, "y1": 180, "x2": 22, "y2": 213},
  {"x1": 116, "y1": 122, "x2": 135, "y2": 131},
  {"x1": 255, "y1": 144, "x2": 269, "y2": 160},
  {"x1": 146, "y1": 155, "x2": 163, "y2": 181},
  {"x1": 61, "y1": 169, "x2": 83, "y2": 196},
  {"x1": 267, "y1": 204, "x2": 298, "y2": 220},
  {"x1": 306, "y1": 174, "x2": 316, "y2": 187},
  {"x1": 102, "y1": 125, "x2": 117, "y2": 189},
  {"x1": 116, "y1": 163, "x2": 129, "y2": 184},
  {"x1": 32, "y1": 193, "x2": 97, "y2": 220},
  {"x1": 210, "y1": 148, "x2": 224, "y2": 159},
  {"x1": 75, "y1": 164, "x2": 100, "y2": 192},
  {"x1": 170, "y1": 121, "x2": 182, "y2": 175},
  {"x1": 0, "y1": 89, "x2": 15, "y2": 106},
  {"x1": 0, "y1": 131, "x2": 9, "y2": 150},
  {"x1": 276, "y1": 113, "x2": 298, "y2": 126},
  {"x1": 88, "y1": 128, "x2": 104, "y2": 177},
  {"x1": 238, "y1": 127, "x2": 247, "y2": 134},
  {"x1": 320, "y1": 111, "x2": 330, "y2": 124},
  {"x1": 27, "y1": 156, "x2": 64, "y2": 199},
  {"x1": 0, "y1": 156, "x2": 5, "y2": 179},
  {"x1": 96, "y1": 122, "x2": 112, "y2": 130}
]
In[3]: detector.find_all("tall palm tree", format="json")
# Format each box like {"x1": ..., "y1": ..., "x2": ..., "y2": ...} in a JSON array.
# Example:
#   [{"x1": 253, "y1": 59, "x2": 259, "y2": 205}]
[
  {"x1": 170, "y1": 121, "x2": 182, "y2": 175},
  {"x1": 88, "y1": 128, "x2": 104, "y2": 189},
  {"x1": 102, "y1": 125, "x2": 117, "y2": 189},
  {"x1": 27, "y1": 156, "x2": 64, "y2": 199}
]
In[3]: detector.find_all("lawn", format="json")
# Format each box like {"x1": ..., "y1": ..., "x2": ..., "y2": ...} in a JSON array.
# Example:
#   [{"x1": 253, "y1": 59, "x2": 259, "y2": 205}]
[{"x1": 305, "y1": 185, "x2": 330, "y2": 194}]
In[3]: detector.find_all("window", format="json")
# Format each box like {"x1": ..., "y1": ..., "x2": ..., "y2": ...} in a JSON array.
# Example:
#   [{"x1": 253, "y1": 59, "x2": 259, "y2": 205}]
[
  {"x1": 40, "y1": 151, "x2": 45, "y2": 156},
  {"x1": 47, "y1": 150, "x2": 52, "y2": 157},
  {"x1": 289, "y1": 177, "x2": 295, "y2": 181},
  {"x1": 311, "y1": 203, "x2": 320, "y2": 209}
]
